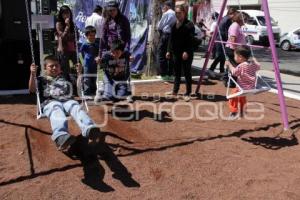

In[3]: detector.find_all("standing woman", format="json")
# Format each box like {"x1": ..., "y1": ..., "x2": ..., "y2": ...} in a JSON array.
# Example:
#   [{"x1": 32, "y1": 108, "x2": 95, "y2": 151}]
[
  {"x1": 208, "y1": 8, "x2": 237, "y2": 79},
  {"x1": 166, "y1": 5, "x2": 195, "y2": 102},
  {"x1": 225, "y1": 12, "x2": 246, "y2": 66},
  {"x1": 222, "y1": 12, "x2": 246, "y2": 87},
  {"x1": 55, "y1": 5, "x2": 78, "y2": 89},
  {"x1": 100, "y1": 0, "x2": 131, "y2": 55}
]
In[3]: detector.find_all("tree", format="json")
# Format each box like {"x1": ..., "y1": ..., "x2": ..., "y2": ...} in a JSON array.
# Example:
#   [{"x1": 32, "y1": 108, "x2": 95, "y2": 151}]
[{"x1": 145, "y1": 0, "x2": 164, "y2": 76}]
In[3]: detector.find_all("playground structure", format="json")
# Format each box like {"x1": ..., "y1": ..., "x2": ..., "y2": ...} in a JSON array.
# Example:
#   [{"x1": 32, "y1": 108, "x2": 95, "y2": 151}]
[
  {"x1": 195, "y1": 0, "x2": 290, "y2": 130},
  {"x1": 25, "y1": 0, "x2": 89, "y2": 119},
  {"x1": 1, "y1": 1, "x2": 300, "y2": 197},
  {"x1": 22, "y1": 0, "x2": 291, "y2": 131}
]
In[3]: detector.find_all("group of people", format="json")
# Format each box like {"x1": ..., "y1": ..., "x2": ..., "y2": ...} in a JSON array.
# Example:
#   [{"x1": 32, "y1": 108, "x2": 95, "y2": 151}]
[
  {"x1": 157, "y1": 5, "x2": 261, "y2": 119},
  {"x1": 205, "y1": 8, "x2": 261, "y2": 119},
  {"x1": 28, "y1": 2, "x2": 261, "y2": 152},
  {"x1": 55, "y1": 1, "x2": 132, "y2": 102}
]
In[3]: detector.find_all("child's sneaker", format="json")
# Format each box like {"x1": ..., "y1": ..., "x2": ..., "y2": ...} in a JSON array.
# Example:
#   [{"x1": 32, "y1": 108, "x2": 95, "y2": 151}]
[
  {"x1": 126, "y1": 96, "x2": 134, "y2": 103},
  {"x1": 86, "y1": 127, "x2": 105, "y2": 144},
  {"x1": 183, "y1": 95, "x2": 191, "y2": 102},
  {"x1": 228, "y1": 112, "x2": 239, "y2": 120},
  {"x1": 83, "y1": 95, "x2": 94, "y2": 101},
  {"x1": 165, "y1": 91, "x2": 177, "y2": 96},
  {"x1": 55, "y1": 134, "x2": 76, "y2": 151},
  {"x1": 94, "y1": 94, "x2": 102, "y2": 103},
  {"x1": 240, "y1": 111, "x2": 244, "y2": 118}
]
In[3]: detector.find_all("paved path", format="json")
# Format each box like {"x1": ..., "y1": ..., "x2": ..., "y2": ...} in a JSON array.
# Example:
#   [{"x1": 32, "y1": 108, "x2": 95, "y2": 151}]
[{"x1": 192, "y1": 51, "x2": 300, "y2": 100}]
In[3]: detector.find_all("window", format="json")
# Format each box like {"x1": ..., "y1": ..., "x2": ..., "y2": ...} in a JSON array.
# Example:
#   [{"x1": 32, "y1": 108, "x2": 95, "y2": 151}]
[
  {"x1": 247, "y1": 17, "x2": 258, "y2": 25},
  {"x1": 257, "y1": 16, "x2": 277, "y2": 26},
  {"x1": 293, "y1": 29, "x2": 300, "y2": 35}
]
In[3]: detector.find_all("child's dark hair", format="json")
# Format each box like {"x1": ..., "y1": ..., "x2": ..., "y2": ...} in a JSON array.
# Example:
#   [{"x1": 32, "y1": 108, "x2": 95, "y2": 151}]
[
  {"x1": 227, "y1": 7, "x2": 238, "y2": 15},
  {"x1": 211, "y1": 12, "x2": 219, "y2": 20},
  {"x1": 235, "y1": 45, "x2": 251, "y2": 59},
  {"x1": 111, "y1": 39, "x2": 125, "y2": 51},
  {"x1": 94, "y1": 5, "x2": 103, "y2": 13},
  {"x1": 44, "y1": 55, "x2": 59, "y2": 65},
  {"x1": 85, "y1": 26, "x2": 97, "y2": 36}
]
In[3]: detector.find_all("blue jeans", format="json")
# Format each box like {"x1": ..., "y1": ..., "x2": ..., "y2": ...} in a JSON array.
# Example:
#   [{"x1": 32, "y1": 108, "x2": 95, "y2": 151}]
[
  {"x1": 102, "y1": 73, "x2": 130, "y2": 100},
  {"x1": 43, "y1": 100, "x2": 96, "y2": 141}
]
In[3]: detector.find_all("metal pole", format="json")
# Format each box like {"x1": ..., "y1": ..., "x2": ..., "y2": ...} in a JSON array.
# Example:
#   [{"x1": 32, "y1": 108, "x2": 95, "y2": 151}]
[
  {"x1": 37, "y1": 0, "x2": 44, "y2": 72},
  {"x1": 214, "y1": 40, "x2": 270, "y2": 49},
  {"x1": 37, "y1": 23, "x2": 44, "y2": 72},
  {"x1": 195, "y1": 0, "x2": 228, "y2": 94},
  {"x1": 261, "y1": 0, "x2": 289, "y2": 130}
]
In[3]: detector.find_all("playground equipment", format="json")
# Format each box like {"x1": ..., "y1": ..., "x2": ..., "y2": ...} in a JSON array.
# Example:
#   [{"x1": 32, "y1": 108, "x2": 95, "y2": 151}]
[
  {"x1": 211, "y1": 6, "x2": 271, "y2": 100},
  {"x1": 25, "y1": 0, "x2": 88, "y2": 119},
  {"x1": 195, "y1": 0, "x2": 290, "y2": 130}
]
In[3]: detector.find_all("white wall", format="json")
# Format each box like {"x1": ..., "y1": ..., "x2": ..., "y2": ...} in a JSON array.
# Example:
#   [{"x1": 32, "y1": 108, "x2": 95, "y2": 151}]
[
  {"x1": 268, "y1": 0, "x2": 300, "y2": 33},
  {"x1": 211, "y1": 0, "x2": 300, "y2": 33}
]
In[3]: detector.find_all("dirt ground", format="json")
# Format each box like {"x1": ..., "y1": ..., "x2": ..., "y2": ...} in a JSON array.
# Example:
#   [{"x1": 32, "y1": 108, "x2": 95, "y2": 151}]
[{"x1": 1, "y1": 80, "x2": 300, "y2": 200}]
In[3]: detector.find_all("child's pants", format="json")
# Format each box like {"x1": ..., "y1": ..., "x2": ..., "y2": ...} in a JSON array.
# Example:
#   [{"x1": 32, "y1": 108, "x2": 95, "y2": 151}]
[
  {"x1": 102, "y1": 73, "x2": 130, "y2": 100},
  {"x1": 83, "y1": 66, "x2": 97, "y2": 96},
  {"x1": 228, "y1": 88, "x2": 247, "y2": 113},
  {"x1": 43, "y1": 100, "x2": 96, "y2": 141}
]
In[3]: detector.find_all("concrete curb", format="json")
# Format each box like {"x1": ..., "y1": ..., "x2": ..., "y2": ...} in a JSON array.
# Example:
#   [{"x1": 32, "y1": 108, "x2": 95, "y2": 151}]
[
  {"x1": 131, "y1": 76, "x2": 202, "y2": 84},
  {"x1": 131, "y1": 77, "x2": 300, "y2": 101},
  {"x1": 269, "y1": 88, "x2": 300, "y2": 101},
  {"x1": 0, "y1": 89, "x2": 29, "y2": 96}
]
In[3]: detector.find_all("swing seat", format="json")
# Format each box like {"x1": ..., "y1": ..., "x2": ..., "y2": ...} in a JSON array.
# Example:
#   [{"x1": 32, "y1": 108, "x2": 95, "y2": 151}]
[
  {"x1": 226, "y1": 86, "x2": 271, "y2": 99},
  {"x1": 36, "y1": 107, "x2": 72, "y2": 120},
  {"x1": 226, "y1": 72, "x2": 271, "y2": 99},
  {"x1": 37, "y1": 112, "x2": 46, "y2": 119},
  {"x1": 35, "y1": 96, "x2": 73, "y2": 120}
]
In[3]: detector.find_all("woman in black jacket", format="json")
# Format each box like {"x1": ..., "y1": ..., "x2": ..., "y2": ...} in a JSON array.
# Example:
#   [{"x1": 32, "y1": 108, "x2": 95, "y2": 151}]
[{"x1": 166, "y1": 5, "x2": 195, "y2": 102}]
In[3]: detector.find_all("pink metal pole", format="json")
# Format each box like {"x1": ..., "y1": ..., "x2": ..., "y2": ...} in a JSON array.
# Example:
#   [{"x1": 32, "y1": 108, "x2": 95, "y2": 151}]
[
  {"x1": 215, "y1": 40, "x2": 271, "y2": 49},
  {"x1": 261, "y1": 0, "x2": 289, "y2": 130},
  {"x1": 195, "y1": 0, "x2": 228, "y2": 94}
]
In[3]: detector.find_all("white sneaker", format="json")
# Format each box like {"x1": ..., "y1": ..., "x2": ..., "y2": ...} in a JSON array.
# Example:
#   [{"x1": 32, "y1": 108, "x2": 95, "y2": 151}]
[
  {"x1": 183, "y1": 95, "x2": 191, "y2": 102},
  {"x1": 126, "y1": 96, "x2": 134, "y2": 103},
  {"x1": 94, "y1": 95, "x2": 102, "y2": 103},
  {"x1": 83, "y1": 95, "x2": 94, "y2": 100},
  {"x1": 165, "y1": 91, "x2": 177, "y2": 96}
]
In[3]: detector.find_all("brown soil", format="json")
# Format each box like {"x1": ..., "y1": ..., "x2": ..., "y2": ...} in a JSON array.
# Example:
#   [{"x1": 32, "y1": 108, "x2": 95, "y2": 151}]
[{"x1": 1, "y1": 81, "x2": 300, "y2": 200}]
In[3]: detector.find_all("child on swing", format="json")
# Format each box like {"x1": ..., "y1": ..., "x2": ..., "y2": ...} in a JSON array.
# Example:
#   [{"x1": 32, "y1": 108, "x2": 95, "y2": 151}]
[
  {"x1": 95, "y1": 39, "x2": 132, "y2": 102},
  {"x1": 225, "y1": 45, "x2": 260, "y2": 119},
  {"x1": 29, "y1": 55, "x2": 103, "y2": 152}
]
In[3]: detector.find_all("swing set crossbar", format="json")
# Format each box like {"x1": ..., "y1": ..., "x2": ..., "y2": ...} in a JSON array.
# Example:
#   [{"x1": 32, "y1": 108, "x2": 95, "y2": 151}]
[{"x1": 214, "y1": 40, "x2": 271, "y2": 49}]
